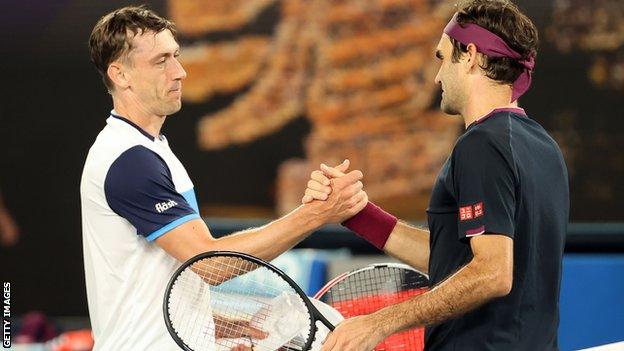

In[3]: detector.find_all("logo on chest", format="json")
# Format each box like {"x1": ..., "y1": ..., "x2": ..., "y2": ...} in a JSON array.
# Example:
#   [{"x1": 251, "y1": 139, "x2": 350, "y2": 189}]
[
  {"x1": 459, "y1": 202, "x2": 484, "y2": 221},
  {"x1": 155, "y1": 199, "x2": 178, "y2": 213}
]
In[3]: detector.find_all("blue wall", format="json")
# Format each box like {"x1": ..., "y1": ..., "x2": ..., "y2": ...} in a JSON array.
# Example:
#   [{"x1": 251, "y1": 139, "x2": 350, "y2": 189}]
[{"x1": 559, "y1": 254, "x2": 624, "y2": 350}]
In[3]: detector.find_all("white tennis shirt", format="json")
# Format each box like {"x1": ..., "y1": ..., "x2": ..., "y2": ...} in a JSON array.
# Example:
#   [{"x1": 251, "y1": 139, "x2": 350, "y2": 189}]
[{"x1": 80, "y1": 112, "x2": 201, "y2": 350}]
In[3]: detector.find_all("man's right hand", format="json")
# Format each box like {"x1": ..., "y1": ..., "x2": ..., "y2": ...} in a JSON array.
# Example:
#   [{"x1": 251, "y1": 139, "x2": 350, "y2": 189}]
[
  {"x1": 302, "y1": 160, "x2": 350, "y2": 204},
  {"x1": 301, "y1": 160, "x2": 368, "y2": 224}
]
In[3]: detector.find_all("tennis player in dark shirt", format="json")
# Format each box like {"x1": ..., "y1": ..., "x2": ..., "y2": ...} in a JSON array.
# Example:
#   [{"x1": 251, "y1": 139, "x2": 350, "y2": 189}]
[{"x1": 304, "y1": 1, "x2": 569, "y2": 350}]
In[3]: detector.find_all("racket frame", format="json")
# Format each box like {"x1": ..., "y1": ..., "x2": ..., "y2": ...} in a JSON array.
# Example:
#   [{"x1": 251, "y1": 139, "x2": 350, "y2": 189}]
[
  {"x1": 313, "y1": 262, "x2": 429, "y2": 351},
  {"x1": 163, "y1": 250, "x2": 335, "y2": 351},
  {"x1": 314, "y1": 262, "x2": 428, "y2": 299}
]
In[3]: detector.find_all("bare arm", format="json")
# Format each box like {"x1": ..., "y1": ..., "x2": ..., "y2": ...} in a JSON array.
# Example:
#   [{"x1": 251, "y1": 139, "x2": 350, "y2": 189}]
[
  {"x1": 382, "y1": 222, "x2": 430, "y2": 273},
  {"x1": 156, "y1": 204, "x2": 322, "y2": 263},
  {"x1": 156, "y1": 170, "x2": 367, "y2": 263},
  {"x1": 376, "y1": 234, "x2": 512, "y2": 332},
  {"x1": 321, "y1": 234, "x2": 513, "y2": 351},
  {"x1": 302, "y1": 163, "x2": 430, "y2": 272}
]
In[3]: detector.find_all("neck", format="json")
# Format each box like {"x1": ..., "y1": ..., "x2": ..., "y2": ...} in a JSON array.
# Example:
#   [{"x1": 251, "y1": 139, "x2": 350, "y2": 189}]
[
  {"x1": 112, "y1": 93, "x2": 165, "y2": 138},
  {"x1": 461, "y1": 83, "x2": 514, "y2": 128}
]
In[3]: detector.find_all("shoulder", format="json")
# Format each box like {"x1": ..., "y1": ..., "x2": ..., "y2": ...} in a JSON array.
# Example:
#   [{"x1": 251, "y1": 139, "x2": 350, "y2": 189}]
[
  {"x1": 113, "y1": 145, "x2": 167, "y2": 169},
  {"x1": 82, "y1": 125, "x2": 143, "y2": 185},
  {"x1": 105, "y1": 145, "x2": 170, "y2": 187},
  {"x1": 455, "y1": 124, "x2": 510, "y2": 156},
  {"x1": 84, "y1": 123, "x2": 147, "y2": 165},
  {"x1": 103, "y1": 145, "x2": 177, "y2": 213},
  {"x1": 452, "y1": 119, "x2": 516, "y2": 172}
]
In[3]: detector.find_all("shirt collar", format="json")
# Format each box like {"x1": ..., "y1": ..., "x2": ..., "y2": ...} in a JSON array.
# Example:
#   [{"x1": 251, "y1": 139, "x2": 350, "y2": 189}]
[
  {"x1": 469, "y1": 107, "x2": 527, "y2": 128},
  {"x1": 109, "y1": 110, "x2": 158, "y2": 141}
]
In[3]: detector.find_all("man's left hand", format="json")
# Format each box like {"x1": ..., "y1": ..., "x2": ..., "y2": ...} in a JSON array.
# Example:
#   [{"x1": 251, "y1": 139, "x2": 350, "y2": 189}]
[{"x1": 321, "y1": 315, "x2": 387, "y2": 351}]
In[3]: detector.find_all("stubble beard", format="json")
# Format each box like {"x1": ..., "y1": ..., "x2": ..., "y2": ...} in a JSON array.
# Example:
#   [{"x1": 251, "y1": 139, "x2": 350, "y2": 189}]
[
  {"x1": 440, "y1": 94, "x2": 461, "y2": 116},
  {"x1": 158, "y1": 98, "x2": 182, "y2": 117}
]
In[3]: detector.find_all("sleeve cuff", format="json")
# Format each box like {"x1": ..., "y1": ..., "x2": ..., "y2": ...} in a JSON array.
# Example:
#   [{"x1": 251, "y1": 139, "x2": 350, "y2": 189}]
[{"x1": 145, "y1": 213, "x2": 201, "y2": 241}]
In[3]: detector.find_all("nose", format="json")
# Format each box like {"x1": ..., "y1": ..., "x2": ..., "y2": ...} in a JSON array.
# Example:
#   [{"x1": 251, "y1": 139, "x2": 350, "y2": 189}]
[
  {"x1": 434, "y1": 67, "x2": 441, "y2": 85},
  {"x1": 172, "y1": 57, "x2": 187, "y2": 80}
]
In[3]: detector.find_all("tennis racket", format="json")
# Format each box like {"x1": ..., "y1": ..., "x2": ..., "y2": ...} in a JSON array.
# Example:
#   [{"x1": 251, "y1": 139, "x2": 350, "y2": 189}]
[
  {"x1": 163, "y1": 251, "x2": 335, "y2": 351},
  {"x1": 314, "y1": 263, "x2": 429, "y2": 351}
]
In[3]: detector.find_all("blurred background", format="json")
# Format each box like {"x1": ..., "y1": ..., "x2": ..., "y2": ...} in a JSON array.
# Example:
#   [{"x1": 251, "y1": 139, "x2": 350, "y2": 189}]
[{"x1": 0, "y1": 0, "x2": 622, "y2": 350}]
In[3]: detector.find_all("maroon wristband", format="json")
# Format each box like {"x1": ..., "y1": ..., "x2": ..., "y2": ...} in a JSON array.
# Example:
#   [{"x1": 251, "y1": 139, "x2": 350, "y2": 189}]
[{"x1": 342, "y1": 202, "x2": 398, "y2": 250}]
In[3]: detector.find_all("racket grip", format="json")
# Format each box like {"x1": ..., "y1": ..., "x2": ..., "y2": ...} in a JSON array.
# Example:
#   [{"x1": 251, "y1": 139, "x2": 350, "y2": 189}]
[{"x1": 342, "y1": 202, "x2": 397, "y2": 250}]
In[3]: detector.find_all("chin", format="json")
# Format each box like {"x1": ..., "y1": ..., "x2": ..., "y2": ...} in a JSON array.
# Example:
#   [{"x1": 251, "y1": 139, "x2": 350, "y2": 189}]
[
  {"x1": 440, "y1": 101, "x2": 460, "y2": 116},
  {"x1": 440, "y1": 105, "x2": 459, "y2": 115},
  {"x1": 163, "y1": 102, "x2": 182, "y2": 116},
  {"x1": 441, "y1": 106, "x2": 460, "y2": 115}
]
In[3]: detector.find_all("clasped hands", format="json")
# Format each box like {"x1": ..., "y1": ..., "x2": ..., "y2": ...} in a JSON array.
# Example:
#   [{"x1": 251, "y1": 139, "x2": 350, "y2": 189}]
[
  {"x1": 300, "y1": 160, "x2": 368, "y2": 224},
  {"x1": 300, "y1": 160, "x2": 389, "y2": 351}
]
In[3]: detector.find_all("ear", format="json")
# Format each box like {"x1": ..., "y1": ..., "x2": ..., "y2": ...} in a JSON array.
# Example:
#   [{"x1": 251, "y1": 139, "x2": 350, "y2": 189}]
[
  {"x1": 107, "y1": 61, "x2": 131, "y2": 90},
  {"x1": 464, "y1": 43, "x2": 480, "y2": 73}
]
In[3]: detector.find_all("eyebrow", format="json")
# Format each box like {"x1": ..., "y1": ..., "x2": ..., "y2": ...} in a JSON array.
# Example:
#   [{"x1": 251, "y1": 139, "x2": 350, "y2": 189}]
[{"x1": 435, "y1": 50, "x2": 443, "y2": 60}]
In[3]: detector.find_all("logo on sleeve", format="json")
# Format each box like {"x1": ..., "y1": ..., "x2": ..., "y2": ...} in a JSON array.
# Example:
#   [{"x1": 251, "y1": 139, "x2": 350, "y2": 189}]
[
  {"x1": 473, "y1": 202, "x2": 484, "y2": 218},
  {"x1": 155, "y1": 200, "x2": 178, "y2": 213},
  {"x1": 460, "y1": 202, "x2": 484, "y2": 221},
  {"x1": 459, "y1": 206, "x2": 474, "y2": 221}
]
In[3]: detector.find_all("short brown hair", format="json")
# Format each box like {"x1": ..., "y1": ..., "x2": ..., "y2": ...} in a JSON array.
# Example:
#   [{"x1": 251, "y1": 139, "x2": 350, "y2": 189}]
[
  {"x1": 450, "y1": 0, "x2": 538, "y2": 85},
  {"x1": 89, "y1": 5, "x2": 177, "y2": 92}
]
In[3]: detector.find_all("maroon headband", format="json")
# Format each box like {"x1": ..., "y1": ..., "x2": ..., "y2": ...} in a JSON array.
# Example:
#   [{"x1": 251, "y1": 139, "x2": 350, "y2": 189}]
[{"x1": 443, "y1": 13, "x2": 535, "y2": 101}]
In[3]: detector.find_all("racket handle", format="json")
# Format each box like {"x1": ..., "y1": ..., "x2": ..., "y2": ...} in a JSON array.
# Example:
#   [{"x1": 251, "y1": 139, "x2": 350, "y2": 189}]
[
  {"x1": 319, "y1": 315, "x2": 336, "y2": 331},
  {"x1": 321, "y1": 317, "x2": 336, "y2": 331}
]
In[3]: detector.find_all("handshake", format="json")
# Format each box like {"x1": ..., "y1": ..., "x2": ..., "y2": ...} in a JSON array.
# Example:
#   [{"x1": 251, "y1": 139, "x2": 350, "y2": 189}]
[
  {"x1": 299, "y1": 160, "x2": 369, "y2": 225},
  {"x1": 299, "y1": 159, "x2": 398, "y2": 251}
]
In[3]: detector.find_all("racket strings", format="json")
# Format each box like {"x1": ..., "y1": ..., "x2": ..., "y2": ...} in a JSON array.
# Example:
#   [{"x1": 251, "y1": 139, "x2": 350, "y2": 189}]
[
  {"x1": 171, "y1": 259, "x2": 260, "y2": 344},
  {"x1": 323, "y1": 266, "x2": 428, "y2": 351},
  {"x1": 167, "y1": 256, "x2": 314, "y2": 351}
]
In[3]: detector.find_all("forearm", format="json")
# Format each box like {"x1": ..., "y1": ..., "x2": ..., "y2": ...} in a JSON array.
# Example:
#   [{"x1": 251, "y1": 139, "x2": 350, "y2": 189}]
[
  {"x1": 211, "y1": 204, "x2": 323, "y2": 261},
  {"x1": 158, "y1": 179, "x2": 367, "y2": 263},
  {"x1": 374, "y1": 257, "x2": 508, "y2": 335},
  {"x1": 383, "y1": 221, "x2": 430, "y2": 273}
]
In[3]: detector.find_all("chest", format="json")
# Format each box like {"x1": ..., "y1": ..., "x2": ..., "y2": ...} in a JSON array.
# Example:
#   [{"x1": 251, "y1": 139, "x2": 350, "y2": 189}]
[{"x1": 427, "y1": 158, "x2": 457, "y2": 214}]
